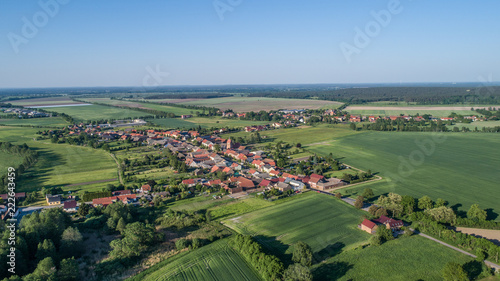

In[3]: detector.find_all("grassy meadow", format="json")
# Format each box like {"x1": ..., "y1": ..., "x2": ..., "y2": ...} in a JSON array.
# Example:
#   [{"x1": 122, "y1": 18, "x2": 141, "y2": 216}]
[
  {"x1": 0, "y1": 150, "x2": 24, "y2": 175},
  {"x1": 128, "y1": 238, "x2": 262, "y2": 281},
  {"x1": 0, "y1": 126, "x2": 119, "y2": 193},
  {"x1": 0, "y1": 117, "x2": 69, "y2": 127},
  {"x1": 46, "y1": 104, "x2": 153, "y2": 121},
  {"x1": 313, "y1": 235, "x2": 474, "y2": 281},
  {"x1": 7, "y1": 97, "x2": 85, "y2": 107},
  {"x1": 223, "y1": 193, "x2": 370, "y2": 262}
]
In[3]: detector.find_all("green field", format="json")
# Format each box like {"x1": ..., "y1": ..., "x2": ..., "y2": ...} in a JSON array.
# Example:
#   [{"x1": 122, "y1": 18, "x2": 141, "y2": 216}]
[
  {"x1": 81, "y1": 98, "x2": 199, "y2": 115},
  {"x1": 306, "y1": 131, "x2": 500, "y2": 217},
  {"x1": 150, "y1": 96, "x2": 343, "y2": 112},
  {"x1": 148, "y1": 118, "x2": 199, "y2": 129},
  {"x1": 0, "y1": 126, "x2": 119, "y2": 193},
  {"x1": 46, "y1": 104, "x2": 153, "y2": 121},
  {"x1": 0, "y1": 150, "x2": 24, "y2": 175},
  {"x1": 129, "y1": 238, "x2": 262, "y2": 281},
  {"x1": 313, "y1": 235, "x2": 474, "y2": 281},
  {"x1": 223, "y1": 193, "x2": 370, "y2": 261},
  {"x1": 449, "y1": 120, "x2": 500, "y2": 130},
  {"x1": 224, "y1": 124, "x2": 361, "y2": 146},
  {"x1": 0, "y1": 117, "x2": 69, "y2": 127}
]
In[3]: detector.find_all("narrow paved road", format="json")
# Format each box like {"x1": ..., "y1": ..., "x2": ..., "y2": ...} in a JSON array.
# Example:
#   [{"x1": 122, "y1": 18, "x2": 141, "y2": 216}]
[{"x1": 415, "y1": 231, "x2": 500, "y2": 271}]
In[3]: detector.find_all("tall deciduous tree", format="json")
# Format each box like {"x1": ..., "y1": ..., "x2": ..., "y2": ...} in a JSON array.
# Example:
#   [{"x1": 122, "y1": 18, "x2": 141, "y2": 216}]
[
  {"x1": 467, "y1": 204, "x2": 487, "y2": 221},
  {"x1": 442, "y1": 262, "x2": 468, "y2": 281},
  {"x1": 292, "y1": 241, "x2": 313, "y2": 267},
  {"x1": 418, "y1": 195, "x2": 434, "y2": 210}
]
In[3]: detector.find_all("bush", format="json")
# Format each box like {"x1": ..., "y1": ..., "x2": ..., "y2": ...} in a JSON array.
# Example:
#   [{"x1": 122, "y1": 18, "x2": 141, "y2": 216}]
[{"x1": 176, "y1": 238, "x2": 190, "y2": 251}]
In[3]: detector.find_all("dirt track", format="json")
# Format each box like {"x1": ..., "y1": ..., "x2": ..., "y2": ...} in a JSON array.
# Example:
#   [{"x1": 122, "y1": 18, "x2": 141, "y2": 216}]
[{"x1": 456, "y1": 227, "x2": 500, "y2": 245}]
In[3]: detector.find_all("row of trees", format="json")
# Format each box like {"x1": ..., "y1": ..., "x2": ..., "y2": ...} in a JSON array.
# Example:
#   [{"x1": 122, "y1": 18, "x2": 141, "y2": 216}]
[
  {"x1": 0, "y1": 142, "x2": 38, "y2": 194},
  {"x1": 232, "y1": 234, "x2": 284, "y2": 281}
]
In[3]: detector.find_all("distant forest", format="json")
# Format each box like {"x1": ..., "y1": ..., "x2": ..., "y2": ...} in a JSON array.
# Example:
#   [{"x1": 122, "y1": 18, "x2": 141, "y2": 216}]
[
  {"x1": 248, "y1": 86, "x2": 500, "y2": 105},
  {"x1": 2, "y1": 84, "x2": 500, "y2": 105}
]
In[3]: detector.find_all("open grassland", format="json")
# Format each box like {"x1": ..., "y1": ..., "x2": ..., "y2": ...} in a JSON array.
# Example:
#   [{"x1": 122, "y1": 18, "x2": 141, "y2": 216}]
[
  {"x1": 0, "y1": 117, "x2": 69, "y2": 127},
  {"x1": 167, "y1": 195, "x2": 235, "y2": 212},
  {"x1": 210, "y1": 196, "x2": 274, "y2": 220},
  {"x1": 18, "y1": 142, "x2": 118, "y2": 192},
  {"x1": 449, "y1": 121, "x2": 500, "y2": 130},
  {"x1": 7, "y1": 96, "x2": 86, "y2": 107},
  {"x1": 223, "y1": 193, "x2": 370, "y2": 261},
  {"x1": 224, "y1": 124, "x2": 361, "y2": 146},
  {"x1": 313, "y1": 235, "x2": 474, "y2": 281},
  {"x1": 46, "y1": 104, "x2": 153, "y2": 121},
  {"x1": 152, "y1": 96, "x2": 343, "y2": 112},
  {"x1": 0, "y1": 126, "x2": 118, "y2": 192},
  {"x1": 0, "y1": 150, "x2": 24, "y2": 174},
  {"x1": 81, "y1": 98, "x2": 199, "y2": 115},
  {"x1": 128, "y1": 238, "x2": 262, "y2": 281},
  {"x1": 306, "y1": 131, "x2": 500, "y2": 218},
  {"x1": 148, "y1": 118, "x2": 203, "y2": 129}
]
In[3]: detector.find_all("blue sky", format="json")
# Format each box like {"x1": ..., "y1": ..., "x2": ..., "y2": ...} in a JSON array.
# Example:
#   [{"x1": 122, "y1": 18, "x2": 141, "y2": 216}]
[{"x1": 0, "y1": 0, "x2": 499, "y2": 88}]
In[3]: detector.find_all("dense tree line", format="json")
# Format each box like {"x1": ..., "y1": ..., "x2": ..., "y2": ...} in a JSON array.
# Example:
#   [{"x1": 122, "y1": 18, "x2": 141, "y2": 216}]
[
  {"x1": 144, "y1": 93, "x2": 232, "y2": 99},
  {"x1": 0, "y1": 142, "x2": 38, "y2": 194},
  {"x1": 248, "y1": 86, "x2": 500, "y2": 105},
  {"x1": 232, "y1": 234, "x2": 284, "y2": 281},
  {"x1": 0, "y1": 208, "x2": 81, "y2": 280}
]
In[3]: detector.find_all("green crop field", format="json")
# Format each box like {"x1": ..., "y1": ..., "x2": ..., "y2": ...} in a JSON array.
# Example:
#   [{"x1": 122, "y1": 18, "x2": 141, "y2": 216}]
[
  {"x1": 152, "y1": 96, "x2": 343, "y2": 112},
  {"x1": 0, "y1": 117, "x2": 69, "y2": 127},
  {"x1": 223, "y1": 193, "x2": 370, "y2": 261},
  {"x1": 0, "y1": 126, "x2": 119, "y2": 193},
  {"x1": 313, "y1": 235, "x2": 473, "y2": 281},
  {"x1": 46, "y1": 104, "x2": 153, "y2": 121},
  {"x1": 81, "y1": 98, "x2": 199, "y2": 115},
  {"x1": 148, "y1": 118, "x2": 199, "y2": 129},
  {"x1": 224, "y1": 124, "x2": 361, "y2": 146},
  {"x1": 305, "y1": 131, "x2": 500, "y2": 218},
  {"x1": 128, "y1": 238, "x2": 262, "y2": 281}
]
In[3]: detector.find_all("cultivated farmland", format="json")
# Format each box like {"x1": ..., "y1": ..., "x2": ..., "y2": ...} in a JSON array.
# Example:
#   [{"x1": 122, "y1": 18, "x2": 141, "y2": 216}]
[
  {"x1": 151, "y1": 96, "x2": 343, "y2": 112},
  {"x1": 81, "y1": 98, "x2": 199, "y2": 115},
  {"x1": 0, "y1": 117, "x2": 69, "y2": 127},
  {"x1": 128, "y1": 238, "x2": 262, "y2": 281},
  {"x1": 345, "y1": 105, "x2": 495, "y2": 117},
  {"x1": 313, "y1": 235, "x2": 474, "y2": 281},
  {"x1": 45, "y1": 104, "x2": 153, "y2": 121},
  {"x1": 306, "y1": 131, "x2": 500, "y2": 217},
  {"x1": 223, "y1": 193, "x2": 370, "y2": 261},
  {"x1": 7, "y1": 96, "x2": 88, "y2": 107}
]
